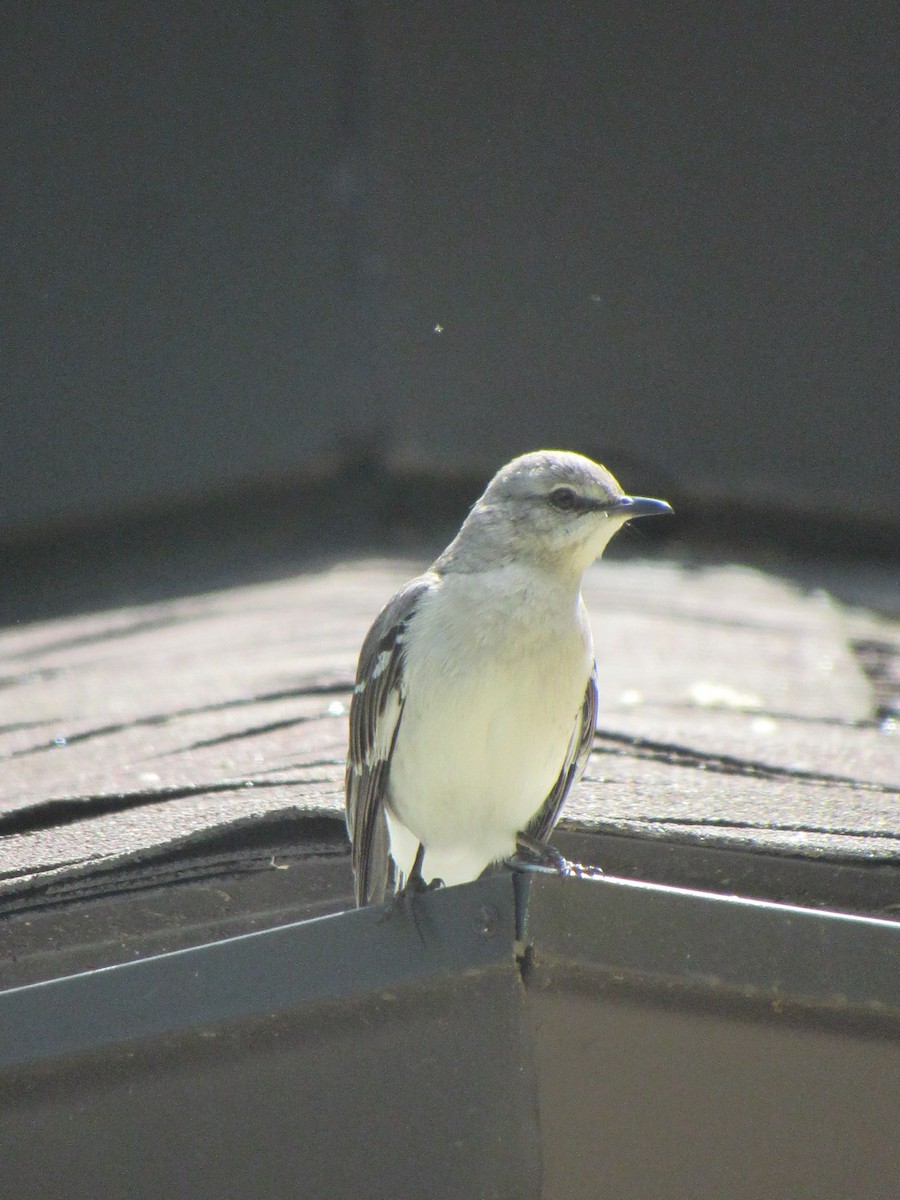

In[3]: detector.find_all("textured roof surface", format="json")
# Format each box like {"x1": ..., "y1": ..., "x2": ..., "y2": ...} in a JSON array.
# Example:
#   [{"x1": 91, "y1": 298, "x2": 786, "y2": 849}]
[{"x1": 2, "y1": 556, "x2": 896, "y2": 891}]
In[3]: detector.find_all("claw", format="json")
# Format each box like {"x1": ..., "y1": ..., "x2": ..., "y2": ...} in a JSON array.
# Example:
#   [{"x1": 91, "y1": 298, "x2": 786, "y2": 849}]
[{"x1": 509, "y1": 832, "x2": 601, "y2": 880}]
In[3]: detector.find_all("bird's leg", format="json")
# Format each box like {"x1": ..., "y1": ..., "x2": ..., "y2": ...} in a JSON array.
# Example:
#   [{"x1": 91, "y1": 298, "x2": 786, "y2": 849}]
[
  {"x1": 402, "y1": 842, "x2": 432, "y2": 895},
  {"x1": 514, "y1": 831, "x2": 569, "y2": 871},
  {"x1": 381, "y1": 843, "x2": 444, "y2": 936},
  {"x1": 509, "y1": 831, "x2": 599, "y2": 879},
  {"x1": 393, "y1": 842, "x2": 445, "y2": 903}
]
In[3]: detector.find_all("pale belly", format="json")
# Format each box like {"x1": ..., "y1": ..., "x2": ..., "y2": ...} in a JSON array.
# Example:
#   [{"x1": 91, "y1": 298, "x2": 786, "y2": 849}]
[{"x1": 386, "y1": 574, "x2": 593, "y2": 884}]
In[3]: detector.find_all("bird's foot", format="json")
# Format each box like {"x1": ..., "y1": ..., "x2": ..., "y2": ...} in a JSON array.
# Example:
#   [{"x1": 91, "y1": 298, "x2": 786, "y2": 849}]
[
  {"x1": 400, "y1": 872, "x2": 445, "y2": 899},
  {"x1": 379, "y1": 843, "x2": 443, "y2": 942},
  {"x1": 400, "y1": 841, "x2": 444, "y2": 896},
  {"x1": 509, "y1": 832, "x2": 601, "y2": 880}
]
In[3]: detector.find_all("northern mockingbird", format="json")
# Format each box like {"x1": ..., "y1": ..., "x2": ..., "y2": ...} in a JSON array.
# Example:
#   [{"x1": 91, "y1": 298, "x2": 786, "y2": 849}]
[{"x1": 345, "y1": 449, "x2": 672, "y2": 906}]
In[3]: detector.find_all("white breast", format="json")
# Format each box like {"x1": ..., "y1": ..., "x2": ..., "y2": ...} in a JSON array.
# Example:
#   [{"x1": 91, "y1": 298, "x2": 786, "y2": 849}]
[{"x1": 386, "y1": 565, "x2": 593, "y2": 885}]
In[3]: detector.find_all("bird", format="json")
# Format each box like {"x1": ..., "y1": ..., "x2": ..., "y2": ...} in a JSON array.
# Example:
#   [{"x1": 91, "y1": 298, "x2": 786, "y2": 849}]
[{"x1": 345, "y1": 449, "x2": 672, "y2": 906}]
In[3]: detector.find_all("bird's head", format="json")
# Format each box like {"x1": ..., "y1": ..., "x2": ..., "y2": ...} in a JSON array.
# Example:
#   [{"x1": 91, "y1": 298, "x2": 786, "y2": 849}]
[{"x1": 440, "y1": 450, "x2": 672, "y2": 576}]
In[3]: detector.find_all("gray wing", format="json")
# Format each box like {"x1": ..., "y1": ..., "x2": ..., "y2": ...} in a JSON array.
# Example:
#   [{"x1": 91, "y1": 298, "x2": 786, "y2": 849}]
[
  {"x1": 345, "y1": 576, "x2": 433, "y2": 906},
  {"x1": 525, "y1": 662, "x2": 599, "y2": 843}
]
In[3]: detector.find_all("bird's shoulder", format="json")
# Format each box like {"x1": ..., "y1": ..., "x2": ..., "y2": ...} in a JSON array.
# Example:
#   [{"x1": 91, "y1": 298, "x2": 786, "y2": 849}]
[
  {"x1": 354, "y1": 573, "x2": 438, "y2": 684},
  {"x1": 348, "y1": 572, "x2": 437, "y2": 769}
]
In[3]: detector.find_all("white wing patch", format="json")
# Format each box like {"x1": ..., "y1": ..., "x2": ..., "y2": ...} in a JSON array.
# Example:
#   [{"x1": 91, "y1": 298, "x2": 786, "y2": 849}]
[
  {"x1": 372, "y1": 648, "x2": 394, "y2": 679},
  {"x1": 368, "y1": 684, "x2": 404, "y2": 766}
]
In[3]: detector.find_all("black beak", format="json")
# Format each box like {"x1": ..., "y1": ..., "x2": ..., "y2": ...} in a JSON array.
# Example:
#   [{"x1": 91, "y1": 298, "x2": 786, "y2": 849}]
[{"x1": 612, "y1": 495, "x2": 673, "y2": 520}]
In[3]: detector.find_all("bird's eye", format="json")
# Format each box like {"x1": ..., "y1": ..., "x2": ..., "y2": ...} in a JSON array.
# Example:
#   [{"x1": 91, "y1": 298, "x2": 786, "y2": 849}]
[{"x1": 549, "y1": 486, "x2": 579, "y2": 511}]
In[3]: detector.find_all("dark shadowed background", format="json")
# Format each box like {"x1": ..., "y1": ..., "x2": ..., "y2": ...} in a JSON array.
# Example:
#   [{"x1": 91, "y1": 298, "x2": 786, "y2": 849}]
[
  {"x1": 2, "y1": 2, "x2": 897, "y2": 580},
  {"x1": 1, "y1": 15, "x2": 898, "y2": 1192}
]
